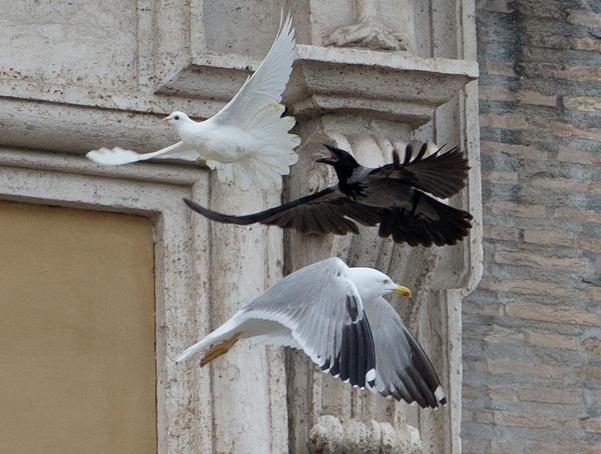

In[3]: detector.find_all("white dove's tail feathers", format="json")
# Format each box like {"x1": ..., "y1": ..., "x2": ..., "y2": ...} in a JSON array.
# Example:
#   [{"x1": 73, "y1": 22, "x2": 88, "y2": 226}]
[
  {"x1": 210, "y1": 103, "x2": 300, "y2": 189},
  {"x1": 176, "y1": 316, "x2": 243, "y2": 364},
  {"x1": 214, "y1": 104, "x2": 300, "y2": 189}
]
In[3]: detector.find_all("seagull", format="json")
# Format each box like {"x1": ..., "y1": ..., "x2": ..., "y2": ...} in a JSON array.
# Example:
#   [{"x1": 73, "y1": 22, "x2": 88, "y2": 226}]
[
  {"x1": 86, "y1": 14, "x2": 300, "y2": 190},
  {"x1": 176, "y1": 257, "x2": 446, "y2": 408},
  {"x1": 183, "y1": 143, "x2": 473, "y2": 246}
]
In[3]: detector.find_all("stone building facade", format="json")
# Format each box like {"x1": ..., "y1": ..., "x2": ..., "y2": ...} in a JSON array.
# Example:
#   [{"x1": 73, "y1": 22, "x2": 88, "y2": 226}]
[
  {"x1": 463, "y1": 1, "x2": 601, "y2": 453},
  {"x1": 5, "y1": 0, "x2": 598, "y2": 453}
]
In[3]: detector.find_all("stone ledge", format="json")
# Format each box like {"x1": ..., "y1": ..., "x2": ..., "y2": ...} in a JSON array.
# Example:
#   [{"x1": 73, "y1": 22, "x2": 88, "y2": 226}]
[{"x1": 159, "y1": 45, "x2": 479, "y2": 126}]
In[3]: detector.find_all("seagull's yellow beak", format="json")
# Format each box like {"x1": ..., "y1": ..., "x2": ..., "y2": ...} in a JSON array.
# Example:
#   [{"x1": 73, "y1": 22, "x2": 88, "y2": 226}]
[
  {"x1": 393, "y1": 285, "x2": 412, "y2": 297},
  {"x1": 161, "y1": 116, "x2": 170, "y2": 123}
]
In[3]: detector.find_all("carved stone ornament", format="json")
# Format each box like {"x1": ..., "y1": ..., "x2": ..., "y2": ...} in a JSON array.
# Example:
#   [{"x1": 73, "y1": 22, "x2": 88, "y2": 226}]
[
  {"x1": 308, "y1": 415, "x2": 422, "y2": 454},
  {"x1": 325, "y1": 17, "x2": 408, "y2": 51},
  {"x1": 0, "y1": 2, "x2": 481, "y2": 453},
  {"x1": 324, "y1": 0, "x2": 413, "y2": 51}
]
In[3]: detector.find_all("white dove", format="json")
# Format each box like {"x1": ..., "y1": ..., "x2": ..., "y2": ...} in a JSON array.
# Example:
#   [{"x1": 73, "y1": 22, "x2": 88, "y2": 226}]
[{"x1": 86, "y1": 14, "x2": 300, "y2": 190}]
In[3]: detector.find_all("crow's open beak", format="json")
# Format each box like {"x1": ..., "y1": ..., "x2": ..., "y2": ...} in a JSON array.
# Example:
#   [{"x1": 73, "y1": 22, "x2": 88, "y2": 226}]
[
  {"x1": 316, "y1": 157, "x2": 335, "y2": 164},
  {"x1": 316, "y1": 144, "x2": 340, "y2": 164}
]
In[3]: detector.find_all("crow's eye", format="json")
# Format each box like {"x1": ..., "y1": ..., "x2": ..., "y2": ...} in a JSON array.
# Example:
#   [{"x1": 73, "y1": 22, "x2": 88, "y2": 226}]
[{"x1": 174, "y1": 115, "x2": 180, "y2": 120}]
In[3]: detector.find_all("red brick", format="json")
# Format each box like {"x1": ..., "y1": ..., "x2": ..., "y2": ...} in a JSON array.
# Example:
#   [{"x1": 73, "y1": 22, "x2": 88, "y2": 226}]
[
  {"x1": 575, "y1": 365, "x2": 601, "y2": 381},
  {"x1": 530, "y1": 178, "x2": 601, "y2": 196},
  {"x1": 487, "y1": 386, "x2": 517, "y2": 401},
  {"x1": 463, "y1": 301, "x2": 504, "y2": 316},
  {"x1": 586, "y1": 286, "x2": 601, "y2": 301},
  {"x1": 487, "y1": 359, "x2": 563, "y2": 379},
  {"x1": 557, "y1": 146, "x2": 601, "y2": 165},
  {"x1": 506, "y1": 302, "x2": 601, "y2": 326},
  {"x1": 463, "y1": 384, "x2": 486, "y2": 399},
  {"x1": 554, "y1": 208, "x2": 601, "y2": 224},
  {"x1": 494, "y1": 250, "x2": 589, "y2": 272},
  {"x1": 480, "y1": 113, "x2": 529, "y2": 130},
  {"x1": 582, "y1": 337, "x2": 601, "y2": 356},
  {"x1": 564, "y1": 96, "x2": 601, "y2": 112},
  {"x1": 480, "y1": 278, "x2": 570, "y2": 297},
  {"x1": 489, "y1": 201, "x2": 546, "y2": 218},
  {"x1": 493, "y1": 410, "x2": 580, "y2": 429},
  {"x1": 482, "y1": 326, "x2": 525, "y2": 345},
  {"x1": 463, "y1": 440, "x2": 489, "y2": 454},
  {"x1": 533, "y1": 442, "x2": 600, "y2": 454},
  {"x1": 484, "y1": 225, "x2": 519, "y2": 241},
  {"x1": 477, "y1": 0, "x2": 513, "y2": 13},
  {"x1": 584, "y1": 417, "x2": 601, "y2": 433},
  {"x1": 520, "y1": 91, "x2": 557, "y2": 107},
  {"x1": 576, "y1": 234, "x2": 601, "y2": 251},
  {"x1": 482, "y1": 61, "x2": 516, "y2": 77},
  {"x1": 567, "y1": 10, "x2": 601, "y2": 28},
  {"x1": 551, "y1": 66, "x2": 601, "y2": 82},
  {"x1": 551, "y1": 122, "x2": 601, "y2": 142},
  {"x1": 479, "y1": 87, "x2": 556, "y2": 106},
  {"x1": 480, "y1": 140, "x2": 548, "y2": 160},
  {"x1": 525, "y1": 330, "x2": 578, "y2": 349},
  {"x1": 481, "y1": 171, "x2": 518, "y2": 183},
  {"x1": 518, "y1": 387, "x2": 581, "y2": 404},
  {"x1": 523, "y1": 229, "x2": 574, "y2": 248},
  {"x1": 572, "y1": 37, "x2": 601, "y2": 52},
  {"x1": 479, "y1": 86, "x2": 513, "y2": 102}
]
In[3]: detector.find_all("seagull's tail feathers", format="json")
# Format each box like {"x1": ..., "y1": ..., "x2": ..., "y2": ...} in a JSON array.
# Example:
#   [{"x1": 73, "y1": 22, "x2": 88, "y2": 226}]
[
  {"x1": 379, "y1": 194, "x2": 473, "y2": 247},
  {"x1": 175, "y1": 316, "x2": 243, "y2": 365},
  {"x1": 210, "y1": 103, "x2": 300, "y2": 189}
]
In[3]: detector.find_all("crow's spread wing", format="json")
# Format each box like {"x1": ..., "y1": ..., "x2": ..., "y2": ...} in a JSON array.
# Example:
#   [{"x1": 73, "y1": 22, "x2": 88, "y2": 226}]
[
  {"x1": 184, "y1": 189, "x2": 383, "y2": 235},
  {"x1": 368, "y1": 144, "x2": 469, "y2": 198}
]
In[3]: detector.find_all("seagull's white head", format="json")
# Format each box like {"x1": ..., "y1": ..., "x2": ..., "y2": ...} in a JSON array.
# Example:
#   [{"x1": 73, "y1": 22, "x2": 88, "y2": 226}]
[
  {"x1": 348, "y1": 267, "x2": 411, "y2": 302},
  {"x1": 162, "y1": 111, "x2": 191, "y2": 126}
]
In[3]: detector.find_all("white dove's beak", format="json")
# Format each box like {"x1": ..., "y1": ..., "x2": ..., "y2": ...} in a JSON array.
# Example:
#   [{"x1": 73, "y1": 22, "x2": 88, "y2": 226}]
[{"x1": 161, "y1": 116, "x2": 170, "y2": 123}]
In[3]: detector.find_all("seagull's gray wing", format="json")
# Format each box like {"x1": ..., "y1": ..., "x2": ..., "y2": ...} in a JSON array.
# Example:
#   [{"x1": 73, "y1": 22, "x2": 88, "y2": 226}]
[
  {"x1": 364, "y1": 297, "x2": 446, "y2": 408},
  {"x1": 368, "y1": 144, "x2": 469, "y2": 198},
  {"x1": 244, "y1": 257, "x2": 376, "y2": 388}
]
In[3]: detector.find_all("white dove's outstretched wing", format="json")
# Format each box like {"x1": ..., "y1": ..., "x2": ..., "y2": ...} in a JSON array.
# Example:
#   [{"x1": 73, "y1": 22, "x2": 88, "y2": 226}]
[
  {"x1": 86, "y1": 141, "x2": 199, "y2": 166},
  {"x1": 206, "y1": 13, "x2": 300, "y2": 188},
  {"x1": 212, "y1": 14, "x2": 295, "y2": 128}
]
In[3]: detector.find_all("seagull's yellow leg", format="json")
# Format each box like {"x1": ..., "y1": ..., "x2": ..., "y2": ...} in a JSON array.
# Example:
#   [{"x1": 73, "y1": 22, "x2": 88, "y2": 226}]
[{"x1": 200, "y1": 333, "x2": 241, "y2": 367}]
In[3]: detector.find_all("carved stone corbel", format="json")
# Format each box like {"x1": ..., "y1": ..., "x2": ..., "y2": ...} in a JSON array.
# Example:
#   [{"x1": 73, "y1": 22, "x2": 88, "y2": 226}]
[
  {"x1": 308, "y1": 415, "x2": 422, "y2": 454},
  {"x1": 324, "y1": 0, "x2": 415, "y2": 52},
  {"x1": 283, "y1": 112, "x2": 476, "y2": 453}
]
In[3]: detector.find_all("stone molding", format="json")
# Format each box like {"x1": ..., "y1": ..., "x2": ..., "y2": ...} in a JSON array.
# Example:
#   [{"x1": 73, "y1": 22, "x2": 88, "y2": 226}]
[{"x1": 0, "y1": 1, "x2": 482, "y2": 452}]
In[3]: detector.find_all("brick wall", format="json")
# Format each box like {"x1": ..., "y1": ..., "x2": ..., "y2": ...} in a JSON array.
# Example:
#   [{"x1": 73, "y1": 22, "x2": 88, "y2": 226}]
[{"x1": 463, "y1": 1, "x2": 601, "y2": 452}]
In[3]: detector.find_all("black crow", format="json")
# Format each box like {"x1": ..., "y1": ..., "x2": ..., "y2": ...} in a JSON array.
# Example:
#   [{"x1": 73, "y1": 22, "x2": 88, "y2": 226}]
[{"x1": 184, "y1": 143, "x2": 473, "y2": 247}]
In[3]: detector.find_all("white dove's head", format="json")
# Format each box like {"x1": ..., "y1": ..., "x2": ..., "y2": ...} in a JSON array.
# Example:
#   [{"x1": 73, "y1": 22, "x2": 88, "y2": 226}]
[{"x1": 162, "y1": 111, "x2": 191, "y2": 126}]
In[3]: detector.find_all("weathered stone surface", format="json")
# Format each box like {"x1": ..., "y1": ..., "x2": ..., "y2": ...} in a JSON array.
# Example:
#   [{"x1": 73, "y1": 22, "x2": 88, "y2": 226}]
[
  {"x1": 0, "y1": 1, "x2": 481, "y2": 453},
  {"x1": 466, "y1": 1, "x2": 601, "y2": 450}
]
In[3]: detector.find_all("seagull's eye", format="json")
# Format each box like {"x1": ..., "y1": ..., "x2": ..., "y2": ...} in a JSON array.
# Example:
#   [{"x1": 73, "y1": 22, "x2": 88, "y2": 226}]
[{"x1": 174, "y1": 115, "x2": 180, "y2": 120}]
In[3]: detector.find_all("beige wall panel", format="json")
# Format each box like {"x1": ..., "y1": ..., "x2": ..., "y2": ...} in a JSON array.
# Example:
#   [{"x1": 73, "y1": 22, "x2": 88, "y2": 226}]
[
  {"x1": 0, "y1": 0, "x2": 137, "y2": 90},
  {"x1": 0, "y1": 201, "x2": 156, "y2": 454}
]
